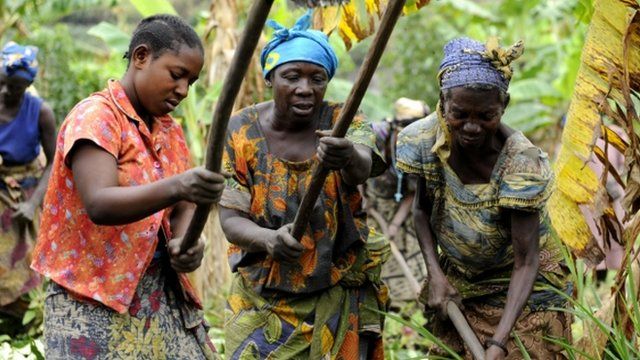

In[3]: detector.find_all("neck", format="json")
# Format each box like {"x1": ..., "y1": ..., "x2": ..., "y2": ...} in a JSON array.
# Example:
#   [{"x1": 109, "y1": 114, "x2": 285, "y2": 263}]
[{"x1": 121, "y1": 72, "x2": 153, "y2": 128}]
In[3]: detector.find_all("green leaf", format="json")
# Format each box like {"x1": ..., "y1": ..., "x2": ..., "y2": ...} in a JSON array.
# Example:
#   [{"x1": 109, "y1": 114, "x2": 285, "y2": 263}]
[
  {"x1": 128, "y1": 0, "x2": 177, "y2": 17},
  {"x1": 22, "y1": 309, "x2": 36, "y2": 326},
  {"x1": 502, "y1": 102, "x2": 554, "y2": 134},
  {"x1": 509, "y1": 78, "x2": 561, "y2": 102},
  {"x1": 87, "y1": 21, "x2": 131, "y2": 56},
  {"x1": 441, "y1": 0, "x2": 497, "y2": 20}
]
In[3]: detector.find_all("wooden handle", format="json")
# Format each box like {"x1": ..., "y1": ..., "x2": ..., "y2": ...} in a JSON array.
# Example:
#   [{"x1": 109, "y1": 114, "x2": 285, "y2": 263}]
[
  {"x1": 0, "y1": 191, "x2": 18, "y2": 211},
  {"x1": 180, "y1": 0, "x2": 275, "y2": 253},
  {"x1": 291, "y1": 0, "x2": 407, "y2": 240},
  {"x1": 446, "y1": 301, "x2": 486, "y2": 360}
]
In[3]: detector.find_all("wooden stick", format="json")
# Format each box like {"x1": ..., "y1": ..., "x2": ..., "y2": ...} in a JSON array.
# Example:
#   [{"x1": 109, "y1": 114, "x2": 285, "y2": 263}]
[
  {"x1": 447, "y1": 301, "x2": 486, "y2": 360},
  {"x1": 290, "y1": 0, "x2": 407, "y2": 240},
  {"x1": 367, "y1": 207, "x2": 421, "y2": 296},
  {"x1": 180, "y1": 0, "x2": 275, "y2": 253},
  {"x1": 0, "y1": 191, "x2": 18, "y2": 210}
]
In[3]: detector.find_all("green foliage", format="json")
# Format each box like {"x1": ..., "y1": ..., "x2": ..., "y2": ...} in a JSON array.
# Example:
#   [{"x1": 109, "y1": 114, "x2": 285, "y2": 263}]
[
  {"x1": 27, "y1": 24, "x2": 107, "y2": 123},
  {"x1": 128, "y1": 0, "x2": 176, "y2": 17}
]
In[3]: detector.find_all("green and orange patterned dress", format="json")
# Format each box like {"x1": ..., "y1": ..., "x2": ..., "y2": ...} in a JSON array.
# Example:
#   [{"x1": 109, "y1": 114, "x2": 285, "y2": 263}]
[
  {"x1": 221, "y1": 101, "x2": 390, "y2": 360},
  {"x1": 396, "y1": 112, "x2": 572, "y2": 359}
]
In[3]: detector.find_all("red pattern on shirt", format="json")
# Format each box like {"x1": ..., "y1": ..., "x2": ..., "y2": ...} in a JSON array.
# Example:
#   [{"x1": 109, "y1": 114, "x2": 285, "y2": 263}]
[{"x1": 31, "y1": 80, "x2": 200, "y2": 313}]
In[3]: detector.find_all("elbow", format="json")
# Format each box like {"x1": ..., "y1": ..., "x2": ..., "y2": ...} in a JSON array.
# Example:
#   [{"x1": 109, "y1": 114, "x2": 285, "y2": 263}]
[
  {"x1": 85, "y1": 201, "x2": 116, "y2": 225},
  {"x1": 514, "y1": 253, "x2": 539, "y2": 272}
]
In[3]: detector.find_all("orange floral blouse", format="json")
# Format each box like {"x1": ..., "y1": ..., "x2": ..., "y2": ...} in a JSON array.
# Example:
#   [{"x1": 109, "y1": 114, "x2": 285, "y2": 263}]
[
  {"x1": 220, "y1": 102, "x2": 385, "y2": 295},
  {"x1": 31, "y1": 80, "x2": 200, "y2": 313}
]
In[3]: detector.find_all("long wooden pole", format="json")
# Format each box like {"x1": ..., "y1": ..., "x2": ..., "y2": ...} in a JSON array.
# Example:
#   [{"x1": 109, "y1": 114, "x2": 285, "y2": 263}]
[
  {"x1": 180, "y1": 0, "x2": 275, "y2": 253},
  {"x1": 290, "y1": 0, "x2": 407, "y2": 240},
  {"x1": 447, "y1": 301, "x2": 485, "y2": 360}
]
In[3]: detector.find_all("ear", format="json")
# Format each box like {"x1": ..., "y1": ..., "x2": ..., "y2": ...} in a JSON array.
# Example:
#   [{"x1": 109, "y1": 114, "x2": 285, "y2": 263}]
[
  {"x1": 503, "y1": 92, "x2": 511, "y2": 108},
  {"x1": 265, "y1": 79, "x2": 272, "y2": 88},
  {"x1": 131, "y1": 44, "x2": 151, "y2": 69}
]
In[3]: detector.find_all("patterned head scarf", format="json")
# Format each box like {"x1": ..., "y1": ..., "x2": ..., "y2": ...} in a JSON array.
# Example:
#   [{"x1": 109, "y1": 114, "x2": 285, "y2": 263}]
[
  {"x1": 1, "y1": 41, "x2": 39, "y2": 82},
  {"x1": 260, "y1": 11, "x2": 338, "y2": 80},
  {"x1": 438, "y1": 37, "x2": 523, "y2": 92}
]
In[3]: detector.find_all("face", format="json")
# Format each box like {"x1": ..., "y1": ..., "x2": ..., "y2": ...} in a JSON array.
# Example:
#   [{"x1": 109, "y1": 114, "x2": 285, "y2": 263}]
[
  {"x1": 131, "y1": 43, "x2": 204, "y2": 116},
  {"x1": 0, "y1": 72, "x2": 31, "y2": 107},
  {"x1": 441, "y1": 86, "x2": 507, "y2": 149},
  {"x1": 270, "y1": 62, "x2": 329, "y2": 122}
]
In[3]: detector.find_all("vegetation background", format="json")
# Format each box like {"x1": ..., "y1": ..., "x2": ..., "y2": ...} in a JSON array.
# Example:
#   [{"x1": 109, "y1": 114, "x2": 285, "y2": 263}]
[{"x1": 1, "y1": 0, "x2": 638, "y2": 359}]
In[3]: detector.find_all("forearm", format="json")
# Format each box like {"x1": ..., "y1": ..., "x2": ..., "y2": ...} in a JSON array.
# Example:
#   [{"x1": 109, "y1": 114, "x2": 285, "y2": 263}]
[
  {"x1": 220, "y1": 208, "x2": 275, "y2": 253},
  {"x1": 83, "y1": 176, "x2": 181, "y2": 226},
  {"x1": 492, "y1": 255, "x2": 539, "y2": 344},
  {"x1": 170, "y1": 200, "x2": 196, "y2": 238},
  {"x1": 340, "y1": 145, "x2": 372, "y2": 186},
  {"x1": 414, "y1": 207, "x2": 445, "y2": 278},
  {"x1": 29, "y1": 165, "x2": 52, "y2": 206}
]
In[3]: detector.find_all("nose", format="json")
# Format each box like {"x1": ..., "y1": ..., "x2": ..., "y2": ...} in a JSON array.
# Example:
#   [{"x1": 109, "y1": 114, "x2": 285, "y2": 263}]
[
  {"x1": 462, "y1": 121, "x2": 481, "y2": 134},
  {"x1": 295, "y1": 78, "x2": 312, "y2": 96},
  {"x1": 175, "y1": 79, "x2": 188, "y2": 99}
]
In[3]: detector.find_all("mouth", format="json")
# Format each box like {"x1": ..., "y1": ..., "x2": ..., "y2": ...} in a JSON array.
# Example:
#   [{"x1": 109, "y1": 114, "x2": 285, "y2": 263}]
[
  {"x1": 460, "y1": 135, "x2": 482, "y2": 145},
  {"x1": 165, "y1": 99, "x2": 180, "y2": 112},
  {"x1": 291, "y1": 102, "x2": 314, "y2": 115}
]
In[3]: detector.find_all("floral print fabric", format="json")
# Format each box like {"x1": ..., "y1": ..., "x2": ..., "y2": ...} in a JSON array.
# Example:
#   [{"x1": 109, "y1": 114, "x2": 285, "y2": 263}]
[
  {"x1": 31, "y1": 79, "x2": 200, "y2": 313},
  {"x1": 221, "y1": 101, "x2": 385, "y2": 295}
]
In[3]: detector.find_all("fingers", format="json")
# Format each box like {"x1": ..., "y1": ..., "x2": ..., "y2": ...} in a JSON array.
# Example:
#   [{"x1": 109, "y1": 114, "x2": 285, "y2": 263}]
[
  {"x1": 168, "y1": 237, "x2": 205, "y2": 272},
  {"x1": 315, "y1": 129, "x2": 332, "y2": 138}
]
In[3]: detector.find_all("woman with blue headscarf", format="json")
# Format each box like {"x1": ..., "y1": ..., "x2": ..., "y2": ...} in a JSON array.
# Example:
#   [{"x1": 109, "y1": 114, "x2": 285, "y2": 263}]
[
  {"x1": 397, "y1": 37, "x2": 571, "y2": 359},
  {"x1": 0, "y1": 41, "x2": 56, "y2": 327},
  {"x1": 219, "y1": 12, "x2": 389, "y2": 359}
]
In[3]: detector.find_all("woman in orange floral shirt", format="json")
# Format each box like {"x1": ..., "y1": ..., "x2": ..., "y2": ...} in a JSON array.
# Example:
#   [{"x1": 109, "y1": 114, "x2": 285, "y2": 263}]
[{"x1": 31, "y1": 15, "x2": 224, "y2": 359}]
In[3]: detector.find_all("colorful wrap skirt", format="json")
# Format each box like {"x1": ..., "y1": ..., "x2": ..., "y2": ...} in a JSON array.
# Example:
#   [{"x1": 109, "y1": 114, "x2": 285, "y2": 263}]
[
  {"x1": 224, "y1": 234, "x2": 390, "y2": 360},
  {"x1": 43, "y1": 252, "x2": 218, "y2": 359},
  {"x1": 0, "y1": 160, "x2": 42, "y2": 308}
]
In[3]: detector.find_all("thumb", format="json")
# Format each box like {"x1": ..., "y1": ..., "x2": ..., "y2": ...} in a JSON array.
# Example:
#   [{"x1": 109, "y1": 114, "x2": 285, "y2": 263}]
[
  {"x1": 167, "y1": 238, "x2": 181, "y2": 256},
  {"x1": 315, "y1": 129, "x2": 332, "y2": 138}
]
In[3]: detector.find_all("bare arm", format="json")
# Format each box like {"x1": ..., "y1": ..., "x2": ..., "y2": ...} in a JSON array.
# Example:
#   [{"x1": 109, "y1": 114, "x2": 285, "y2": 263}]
[
  {"x1": 414, "y1": 176, "x2": 461, "y2": 314},
  {"x1": 488, "y1": 210, "x2": 540, "y2": 352},
  {"x1": 13, "y1": 104, "x2": 56, "y2": 222},
  {"x1": 70, "y1": 141, "x2": 225, "y2": 225},
  {"x1": 219, "y1": 206, "x2": 303, "y2": 262},
  {"x1": 317, "y1": 130, "x2": 373, "y2": 186},
  {"x1": 32, "y1": 103, "x2": 56, "y2": 206}
]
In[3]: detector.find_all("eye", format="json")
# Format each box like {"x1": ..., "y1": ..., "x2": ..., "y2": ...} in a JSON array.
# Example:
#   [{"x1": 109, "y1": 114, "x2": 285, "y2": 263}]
[
  {"x1": 169, "y1": 71, "x2": 181, "y2": 80},
  {"x1": 312, "y1": 76, "x2": 326, "y2": 85}
]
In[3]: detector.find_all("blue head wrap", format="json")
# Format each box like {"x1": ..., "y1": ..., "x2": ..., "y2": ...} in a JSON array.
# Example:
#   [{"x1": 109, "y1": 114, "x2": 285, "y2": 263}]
[
  {"x1": 260, "y1": 11, "x2": 338, "y2": 80},
  {"x1": 1, "y1": 41, "x2": 39, "y2": 82},
  {"x1": 438, "y1": 37, "x2": 524, "y2": 92}
]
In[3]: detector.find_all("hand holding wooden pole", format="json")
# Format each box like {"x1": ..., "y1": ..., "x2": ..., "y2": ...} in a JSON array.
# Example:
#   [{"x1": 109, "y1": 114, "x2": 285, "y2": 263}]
[
  {"x1": 290, "y1": 0, "x2": 408, "y2": 240},
  {"x1": 179, "y1": 0, "x2": 275, "y2": 253}
]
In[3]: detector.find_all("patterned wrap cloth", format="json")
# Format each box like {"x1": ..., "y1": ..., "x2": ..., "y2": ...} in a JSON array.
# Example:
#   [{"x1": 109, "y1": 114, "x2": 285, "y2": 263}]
[
  {"x1": 396, "y1": 111, "x2": 572, "y2": 359},
  {"x1": 0, "y1": 159, "x2": 42, "y2": 307},
  {"x1": 260, "y1": 11, "x2": 338, "y2": 79},
  {"x1": 221, "y1": 102, "x2": 390, "y2": 359},
  {"x1": 1, "y1": 41, "x2": 39, "y2": 82}
]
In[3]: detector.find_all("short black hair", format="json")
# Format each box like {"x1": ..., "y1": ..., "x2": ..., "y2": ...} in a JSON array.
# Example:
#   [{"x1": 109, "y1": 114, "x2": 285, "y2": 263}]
[{"x1": 124, "y1": 14, "x2": 203, "y2": 65}]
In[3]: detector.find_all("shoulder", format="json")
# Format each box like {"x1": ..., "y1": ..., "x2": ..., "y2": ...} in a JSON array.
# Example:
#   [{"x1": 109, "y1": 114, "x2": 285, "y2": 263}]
[
  {"x1": 397, "y1": 113, "x2": 439, "y2": 148},
  {"x1": 38, "y1": 102, "x2": 56, "y2": 128},
  {"x1": 497, "y1": 132, "x2": 553, "y2": 210},
  {"x1": 501, "y1": 132, "x2": 552, "y2": 178},
  {"x1": 228, "y1": 103, "x2": 265, "y2": 133}
]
